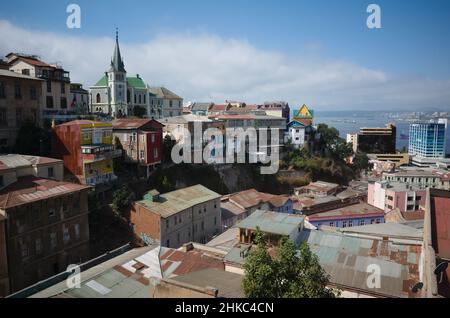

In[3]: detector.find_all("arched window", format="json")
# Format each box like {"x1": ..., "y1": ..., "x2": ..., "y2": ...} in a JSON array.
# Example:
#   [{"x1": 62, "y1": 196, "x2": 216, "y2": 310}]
[
  {"x1": 127, "y1": 90, "x2": 131, "y2": 103},
  {"x1": 96, "y1": 93, "x2": 101, "y2": 103}
]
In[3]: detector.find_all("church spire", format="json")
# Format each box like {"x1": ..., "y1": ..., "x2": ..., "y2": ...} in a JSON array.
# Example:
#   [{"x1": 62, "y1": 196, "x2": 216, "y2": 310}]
[{"x1": 110, "y1": 28, "x2": 126, "y2": 73}]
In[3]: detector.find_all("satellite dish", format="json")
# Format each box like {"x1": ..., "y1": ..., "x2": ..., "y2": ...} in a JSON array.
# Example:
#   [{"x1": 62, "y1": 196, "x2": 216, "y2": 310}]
[
  {"x1": 434, "y1": 262, "x2": 448, "y2": 275},
  {"x1": 434, "y1": 262, "x2": 448, "y2": 284},
  {"x1": 411, "y1": 282, "x2": 423, "y2": 293}
]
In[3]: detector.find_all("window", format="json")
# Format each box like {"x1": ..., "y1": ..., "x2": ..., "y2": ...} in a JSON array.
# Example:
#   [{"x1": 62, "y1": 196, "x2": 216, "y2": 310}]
[
  {"x1": 166, "y1": 239, "x2": 170, "y2": 247},
  {"x1": 49, "y1": 208, "x2": 56, "y2": 218},
  {"x1": 151, "y1": 134, "x2": 155, "y2": 143},
  {"x1": 201, "y1": 221, "x2": 204, "y2": 231},
  {"x1": 169, "y1": 100, "x2": 173, "y2": 107},
  {"x1": 166, "y1": 219, "x2": 169, "y2": 229},
  {"x1": 61, "y1": 97, "x2": 67, "y2": 109},
  {"x1": 16, "y1": 109, "x2": 23, "y2": 124},
  {"x1": 63, "y1": 225, "x2": 70, "y2": 244},
  {"x1": 96, "y1": 93, "x2": 101, "y2": 103},
  {"x1": 14, "y1": 82, "x2": 22, "y2": 99},
  {"x1": 177, "y1": 233, "x2": 180, "y2": 244},
  {"x1": 178, "y1": 101, "x2": 181, "y2": 107},
  {"x1": 153, "y1": 148, "x2": 158, "y2": 159},
  {"x1": 0, "y1": 108, "x2": 6, "y2": 126},
  {"x1": 329, "y1": 222, "x2": 335, "y2": 227},
  {"x1": 50, "y1": 232, "x2": 57, "y2": 249},
  {"x1": 140, "y1": 150, "x2": 145, "y2": 160},
  {"x1": 74, "y1": 224, "x2": 80, "y2": 239},
  {"x1": 35, "y1": 238, "x2": 42, "y2": 255},
  {"x1": 360, "y1": 220, "x2": 366, "y2": 226},
  {"x1": 342, "y1": 221, "x2": 347, "y2": 228},
  {"x1": 61, "y1": 83, "x2": 65, "y2": 94},
  {"x1": 375, "y1": 218, "x2": 381, "y2": 224},
  {"x1": 30, "y1": 86, "x2": 37, "y2": 100},
  {"x1": 0, "y1": 175, "x2": 3, "y2": 187},
  {"x1": 48, "y1": 167, "x2": 54, "y2": 178},
  {"x1": 214, "y1": 217, "x2": 217, "y2": 225},
  {"x1": 349, "y1": 220, "x2": 353, "y2": 227},
  {"x1": 0, "y1": 82, "x2": 4, "y2": 98},
  {"x1": 46, "y1": 96, "x2": 54, "y2": 108},
  {"x1": 139, "y1": 95, "x2": 141, "y2": 104},
  {"x1": 22, "y1": 69, "x2": 30, "y2": 75},
  {"x1": 47, "y1": 80, "x2": 52, "y2": 93},
  {"x1": 20, "y1": 239, "x2": 29, "y2": 259}
]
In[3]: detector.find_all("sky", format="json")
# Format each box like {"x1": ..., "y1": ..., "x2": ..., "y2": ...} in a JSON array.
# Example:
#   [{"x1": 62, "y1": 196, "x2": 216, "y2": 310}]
[{"x1": 1, "y1": 0, "x2": 450, "y2": 111}]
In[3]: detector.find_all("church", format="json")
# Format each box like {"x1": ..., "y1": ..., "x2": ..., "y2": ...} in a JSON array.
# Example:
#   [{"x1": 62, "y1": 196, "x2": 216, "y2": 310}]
[{"x1": 90, "y1": 31, "x2": 183, "y2": 119}]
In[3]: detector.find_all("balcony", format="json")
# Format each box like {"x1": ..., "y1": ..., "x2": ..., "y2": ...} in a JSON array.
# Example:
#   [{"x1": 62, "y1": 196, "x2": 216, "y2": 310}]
[
  {"x1": 37, "y1": 70, "x2": 70, "y2": 83},
  {"x1": 81, "y1": 145, "x2": 122, "y2": 163}
]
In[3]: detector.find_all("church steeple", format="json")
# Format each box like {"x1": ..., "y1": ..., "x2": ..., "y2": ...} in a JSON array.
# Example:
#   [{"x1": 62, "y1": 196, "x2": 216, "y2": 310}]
[{"x1": 110, "y1": 28, "x2": 126, "y2": 73}]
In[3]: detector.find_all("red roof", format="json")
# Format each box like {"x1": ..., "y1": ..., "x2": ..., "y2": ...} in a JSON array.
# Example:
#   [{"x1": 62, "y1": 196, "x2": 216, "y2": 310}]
[
  {"x1": 112, "y1": 118, "x2": 164, "y2": 130},
  {"x1": 228, "y1": 189, "x2": 274, "y2": 209},
  {"x1": 209, "y1": 104, "x2": 229, "y2": 112},
  {"x1": 0, "y1": 176, "x2": 90, "y2": 209},
  {"x1": 10, "y1": 56, "x2": 52, "y2": 68},
  {"x1": 160, "y1": 248, "x2": 224, "y2": 276},
  {"x1": 400, "y1": 210, "x2": 425, "y2": 221}
]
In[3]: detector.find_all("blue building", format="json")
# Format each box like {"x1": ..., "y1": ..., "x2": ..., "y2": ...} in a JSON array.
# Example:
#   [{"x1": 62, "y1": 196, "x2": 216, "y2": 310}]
[
  {"x1": 409, "y1": 121, "x2": 446, "y2": 159},
  {"x1": 306, "y1": 202, "x2": 385, "y2": 229}
]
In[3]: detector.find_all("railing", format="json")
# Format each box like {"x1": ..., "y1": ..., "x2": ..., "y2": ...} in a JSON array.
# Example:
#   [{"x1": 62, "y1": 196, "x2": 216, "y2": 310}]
[{"x1": 6, "y1": 243, "x2": 132, "y2": 298}]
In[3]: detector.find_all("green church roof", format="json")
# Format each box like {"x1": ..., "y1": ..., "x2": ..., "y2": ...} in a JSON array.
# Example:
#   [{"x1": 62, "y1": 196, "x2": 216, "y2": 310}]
[
  {"x1": 127, "y1": 76, "x2": 147, "y2": 89},
  {"x1": 94, "y1": 75, "x2": 108, "y2": 87}
]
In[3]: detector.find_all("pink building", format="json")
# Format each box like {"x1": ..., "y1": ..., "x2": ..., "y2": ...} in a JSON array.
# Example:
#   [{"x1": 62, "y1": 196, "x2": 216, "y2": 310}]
[{"x1": 368, "y1": 181, "x2": 426, "y2": 213}]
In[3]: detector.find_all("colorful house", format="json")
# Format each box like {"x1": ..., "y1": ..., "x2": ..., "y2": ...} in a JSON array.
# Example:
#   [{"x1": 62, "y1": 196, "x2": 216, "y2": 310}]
[
  {"x1": 112, "y1": 118, "x2": 164, "y2": 178},
  {"x1": 287, "y1": 104, "x2": 315, "y2": 148},
  {"x1": 52, "y1": 120, "x2": 122, "y2": 189}
]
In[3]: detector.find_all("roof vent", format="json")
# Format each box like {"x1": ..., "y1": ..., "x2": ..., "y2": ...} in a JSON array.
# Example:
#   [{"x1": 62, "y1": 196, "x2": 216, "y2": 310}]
[{"x1": 143, "y1": 189, "x2": 160, "y2": 202}]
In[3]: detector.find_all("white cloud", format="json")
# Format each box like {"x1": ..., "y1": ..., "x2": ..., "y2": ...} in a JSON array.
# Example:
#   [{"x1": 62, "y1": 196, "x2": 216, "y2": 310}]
[{"x1": 1, "y1": 19, "x2": 449, "y2": 111}]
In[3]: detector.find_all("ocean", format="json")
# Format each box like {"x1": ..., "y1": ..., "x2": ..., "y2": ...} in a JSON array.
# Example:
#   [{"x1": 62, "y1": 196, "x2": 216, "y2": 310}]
[{"x1": 312, "y1": 111, "x2": 450, "y2": 153}]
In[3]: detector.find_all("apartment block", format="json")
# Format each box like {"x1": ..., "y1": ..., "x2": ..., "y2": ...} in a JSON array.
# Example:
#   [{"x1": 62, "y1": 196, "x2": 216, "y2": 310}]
[
  {"x1": 368, "y1": 180, "x2": 427, "y2": 213},
  {"x1": 131, "y1": 185, "x2": 221, "y2": 248},
  {"x1": 347, "y1": 123, "x2": 397, "y2": 154},
  {"x1": 0, "y1": 176, "x2": 90, "y2": 296},
  {"x1": 0, "y1": 69, "x2": 42, "y2": 151},
  {"x1": 409, "y1": 120, "x2": 448, "y2": 167},
  {"x1": 6, "y1": 53, "x2": 73, "y2": 125},
  {"x1": 112, "y1": 118, "x2": 163, "y2": 177},
  {"x1": 52, "y1": 120, "x2": 121, "y2": 189}
]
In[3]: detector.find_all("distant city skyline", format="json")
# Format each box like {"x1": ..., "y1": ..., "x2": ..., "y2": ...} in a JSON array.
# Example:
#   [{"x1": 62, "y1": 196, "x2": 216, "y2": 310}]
[{"x1": 1, "y1": 0, "x2": 450, "y2": 111}]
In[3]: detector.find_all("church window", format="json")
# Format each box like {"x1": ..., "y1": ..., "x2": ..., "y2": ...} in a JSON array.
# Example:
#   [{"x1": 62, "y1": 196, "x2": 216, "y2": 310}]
[
  {"x1": 96, "y1": 93, "x2": 101, "y2": 103},
  {"x1": 139, "y1": 95, "x2": 141, "y2": 104}
]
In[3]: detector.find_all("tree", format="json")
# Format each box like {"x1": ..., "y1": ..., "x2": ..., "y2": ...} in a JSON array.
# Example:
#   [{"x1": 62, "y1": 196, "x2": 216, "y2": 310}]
[
  {"x1": 243, "y1": 232, "x2": 339, "y2": 298},
  {"x1": 242, "y1": 228, "x2": 278, "y2": 298},
  {"x1": 316, "y1": 124, "x2": 353, "y2": 161},
  {"x1": 162, "y1": 134, "x2": 176, "y2": 163},
  {"x1": 112, "y1": 185, "x2": 135, "y2": 218},
  {"x1": 353, "y1": 152, "x2": 373, "y2": 172}
]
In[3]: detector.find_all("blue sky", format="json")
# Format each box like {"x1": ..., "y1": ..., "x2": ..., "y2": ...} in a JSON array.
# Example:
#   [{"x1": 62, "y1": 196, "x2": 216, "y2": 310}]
[{"x1": 1, "y1": 0, "x2": 450, "y2": 110}]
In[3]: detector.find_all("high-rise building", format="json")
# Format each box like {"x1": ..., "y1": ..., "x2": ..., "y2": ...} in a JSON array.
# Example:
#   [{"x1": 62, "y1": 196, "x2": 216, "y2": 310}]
[
  {"x1": 347, "y1": 123, "x2": 397, "y2": 154},
  {"x1": 409, "y1": 120, "x2": 448, "y2": 167}
]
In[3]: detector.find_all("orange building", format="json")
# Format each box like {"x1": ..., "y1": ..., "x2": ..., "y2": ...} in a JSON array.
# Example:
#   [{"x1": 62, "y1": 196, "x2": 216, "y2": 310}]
[{"x1": 52, "y1": 120, "x2": 121, "y2": 190}]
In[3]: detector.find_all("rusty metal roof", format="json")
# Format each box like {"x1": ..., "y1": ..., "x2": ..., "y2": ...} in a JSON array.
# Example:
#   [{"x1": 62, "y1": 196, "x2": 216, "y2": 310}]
[
  {"x1": 299, "y1": 229, "x2": 422, "y2": 298},
  {"x1": 0, "y1": 176, "x2": 90, "y2": 209},
  {"x1": 137, "y1": 184, "x2": 221, "y2": 218}
]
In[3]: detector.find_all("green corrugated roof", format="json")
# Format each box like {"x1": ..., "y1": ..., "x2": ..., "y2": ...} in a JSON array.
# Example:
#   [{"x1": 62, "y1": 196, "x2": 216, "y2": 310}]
[
  {"x1": 94, "y1": 75, "x2": 108, "y2": 87},
  {"x1": 127, "y1": 77, "x2": 146, "y2": 89}
]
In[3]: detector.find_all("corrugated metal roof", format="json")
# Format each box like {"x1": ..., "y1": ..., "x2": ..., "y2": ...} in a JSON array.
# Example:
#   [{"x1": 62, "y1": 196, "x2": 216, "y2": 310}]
[
  {"x1": 298, "y1": 229, "x2": 422, "y2": 298},
  {"x1": 137, "y1": 184, "x2": 221, "y2": 218},
  {"x1": 236, "y1": 210, "x2": 304, "y2": 235}
]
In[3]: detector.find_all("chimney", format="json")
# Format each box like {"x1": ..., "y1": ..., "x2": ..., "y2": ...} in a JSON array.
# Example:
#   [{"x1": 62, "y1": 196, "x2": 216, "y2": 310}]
[{"x1": 182, "y1": 242, "x2": 194, "y2": 252}]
